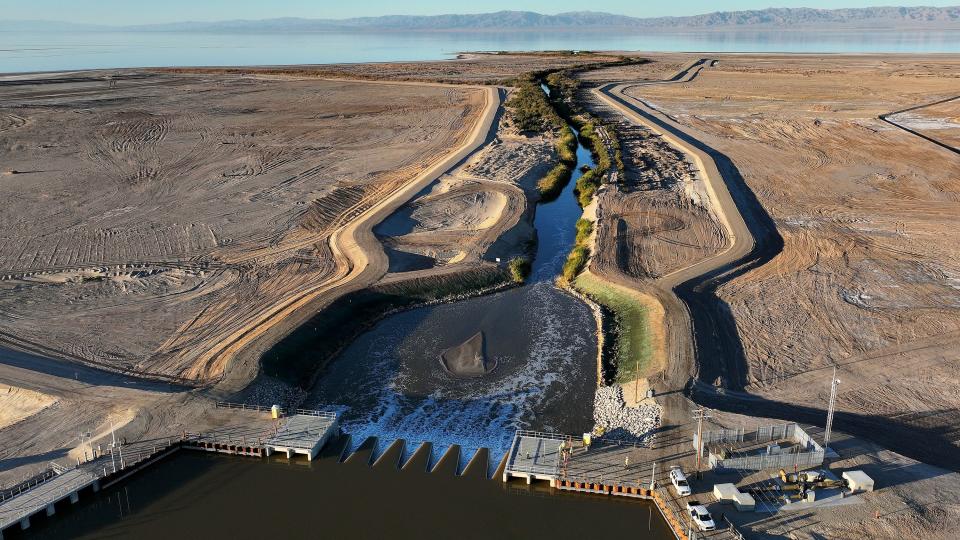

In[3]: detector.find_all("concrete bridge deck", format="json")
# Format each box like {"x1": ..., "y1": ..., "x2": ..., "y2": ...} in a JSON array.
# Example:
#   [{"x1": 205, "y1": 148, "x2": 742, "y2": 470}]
[{"x1": 0, "y1": 468, "x2": 100, "y2": 535}]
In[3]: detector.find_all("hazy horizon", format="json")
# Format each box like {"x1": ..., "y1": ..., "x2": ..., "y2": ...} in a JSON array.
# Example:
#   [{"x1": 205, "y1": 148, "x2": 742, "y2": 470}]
[{"x1": 5, "y1": 1, "x2": 960, "y2": 26}]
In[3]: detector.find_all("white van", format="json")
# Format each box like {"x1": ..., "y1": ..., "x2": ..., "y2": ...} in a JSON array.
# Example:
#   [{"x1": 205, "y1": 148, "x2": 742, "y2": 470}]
[{"x1": 669, "y1": 466, "x2": 691, "y2": 497}]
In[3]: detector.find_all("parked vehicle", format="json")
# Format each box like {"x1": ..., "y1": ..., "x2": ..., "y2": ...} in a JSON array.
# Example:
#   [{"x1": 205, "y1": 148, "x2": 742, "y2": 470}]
[
  {"x1": 669, "y1": 466, "x2": 691, "y2": 497},
  {"x1": 686, "y1": 500, "x2": 717, "y2": 532}
]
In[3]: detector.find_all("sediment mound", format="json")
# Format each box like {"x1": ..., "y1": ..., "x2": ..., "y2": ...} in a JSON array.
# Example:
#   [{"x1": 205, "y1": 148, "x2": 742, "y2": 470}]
[{"x1": 440, "y1": 331, "x2": 497, "y2": 378}]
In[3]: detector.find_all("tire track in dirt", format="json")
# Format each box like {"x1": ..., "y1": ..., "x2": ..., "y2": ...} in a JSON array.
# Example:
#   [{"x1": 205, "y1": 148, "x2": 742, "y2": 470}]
[
  {"x1": 596, "y1": 61, "x2": 960, "y2": 471},
  {"x1": 193, "y1": 83, "x2": 503, "y2": 385}
]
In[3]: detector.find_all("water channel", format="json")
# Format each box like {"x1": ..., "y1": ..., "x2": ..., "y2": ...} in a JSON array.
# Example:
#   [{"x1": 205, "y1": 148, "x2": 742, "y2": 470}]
[
  {"x1": 8, "y1": 86, "x2": 675, "y2": 540},
  {"x1": 305, "y1": 87, "x2": 597, "y2": 462}
]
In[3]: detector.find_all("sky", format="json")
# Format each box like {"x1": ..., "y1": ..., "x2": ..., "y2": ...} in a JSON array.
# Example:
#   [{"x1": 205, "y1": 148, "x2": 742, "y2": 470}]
[{"x1": 3, "y1": 0, "x2": 959, "y2": 25}]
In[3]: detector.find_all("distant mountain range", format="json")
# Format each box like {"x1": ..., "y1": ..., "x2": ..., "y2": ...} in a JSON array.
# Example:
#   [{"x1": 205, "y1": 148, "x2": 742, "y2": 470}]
[{"x1": 6, "y1": 6, "x2": 960, "y2": 33}]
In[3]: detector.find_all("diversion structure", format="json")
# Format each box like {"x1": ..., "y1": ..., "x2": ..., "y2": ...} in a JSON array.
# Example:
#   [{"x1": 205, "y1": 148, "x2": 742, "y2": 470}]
[{"x1": 1, "y1": 405, "x2": 743, "y2": 540}]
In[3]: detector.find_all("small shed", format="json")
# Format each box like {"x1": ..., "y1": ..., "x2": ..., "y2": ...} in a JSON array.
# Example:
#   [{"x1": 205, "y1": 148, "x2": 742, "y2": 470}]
[
  {"x1": 713, "y1": 483, "x2": 739, "y2": 503},
  {"x1": 713, "y1": 483, "x2": 756, "y2": 511},
  {"x1": 842, "y1": 470, "x2": 875, "y2": 492},
  {"x1": 733, "y1": 491, "x2": 756, "y2": 511}
]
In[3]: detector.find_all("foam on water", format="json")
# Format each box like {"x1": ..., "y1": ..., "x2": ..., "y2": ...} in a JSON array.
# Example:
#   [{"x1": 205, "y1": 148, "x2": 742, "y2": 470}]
[{"x1": 311, "y1": 282, "x2": 595, "y2": 461}]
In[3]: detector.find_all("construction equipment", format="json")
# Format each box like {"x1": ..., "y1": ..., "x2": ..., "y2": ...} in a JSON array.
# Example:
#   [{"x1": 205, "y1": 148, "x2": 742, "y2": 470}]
[{"x1": 778, "y1": 469, "x2": 848, "y2": 492}]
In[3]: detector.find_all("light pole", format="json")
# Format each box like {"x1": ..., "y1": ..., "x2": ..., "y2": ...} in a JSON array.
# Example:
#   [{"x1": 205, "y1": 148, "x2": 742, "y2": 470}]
[{"x1": 692, "y1": 408, "x2": 711, "y2": 479}]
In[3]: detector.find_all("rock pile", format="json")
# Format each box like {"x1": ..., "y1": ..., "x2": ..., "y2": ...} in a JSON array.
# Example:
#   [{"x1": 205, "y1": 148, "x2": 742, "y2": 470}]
[
  {"x1": 592, "y1": 385, "x2": 661, "y2": 444},
  {"x1": 234, "y1": 375, "x2": 306, "y2": 409}
]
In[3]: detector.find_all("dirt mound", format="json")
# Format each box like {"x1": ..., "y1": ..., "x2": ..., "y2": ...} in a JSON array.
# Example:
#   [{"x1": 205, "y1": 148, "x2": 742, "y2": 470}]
[{"x1": 439, "y1": 331, "x2": 497, "y2": 378}]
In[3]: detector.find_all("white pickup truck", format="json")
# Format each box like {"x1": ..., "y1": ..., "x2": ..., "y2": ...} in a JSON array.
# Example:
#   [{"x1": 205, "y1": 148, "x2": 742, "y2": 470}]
[{"x1": 686, "y1": 501, "x2": 717, "y2": 532}]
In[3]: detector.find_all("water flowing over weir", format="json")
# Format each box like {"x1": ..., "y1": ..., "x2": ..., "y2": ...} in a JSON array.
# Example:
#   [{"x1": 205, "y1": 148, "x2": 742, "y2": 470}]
[{"x1": 304, "y1": 87, "x2": 598, "y2": 463}]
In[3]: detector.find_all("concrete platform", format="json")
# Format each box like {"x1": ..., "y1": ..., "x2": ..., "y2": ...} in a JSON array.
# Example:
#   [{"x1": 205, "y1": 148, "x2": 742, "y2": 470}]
[
  {"x1": 502, "y1": 431, "x2": 565, "y2": 484},
  {"x1": 265, "y1": 413, "x2": 338, "y2": 461}
]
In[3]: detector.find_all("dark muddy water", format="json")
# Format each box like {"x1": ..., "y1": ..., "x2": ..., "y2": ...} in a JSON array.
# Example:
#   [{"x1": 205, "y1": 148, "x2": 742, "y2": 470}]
[
  {"x1": 17, "y1": 450, "x2": 673, "y2": 540},
  {"x1": 305, "y1": 106, "x2": 597, "y2": 459}
]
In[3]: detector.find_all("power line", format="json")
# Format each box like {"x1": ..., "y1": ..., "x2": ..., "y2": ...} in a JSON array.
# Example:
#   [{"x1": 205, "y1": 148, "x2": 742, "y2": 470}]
[{"x1": 824, "y1": 366, "x2": 840, "y2": 450}]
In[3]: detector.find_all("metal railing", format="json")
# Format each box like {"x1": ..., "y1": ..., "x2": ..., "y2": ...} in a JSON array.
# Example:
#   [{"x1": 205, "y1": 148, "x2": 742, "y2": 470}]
[
  {"x1": 0, "y1": 470, "x2": 57, "y2": 503},
  {"x1": 514, "y1": 430, "x2": 571, "y2": 441},
  {"x1": 214, "y1": 402, "x2": 336, "y2": 419},
  {"x1": 0, "y1": 470, "x2": 98, "y2": 528},
  {"x1": 215, "y1": 402, "x2": 274, "y2": 413},
  {"x1": 514, "y1": 429, "x2": 652, "y2": 449}
]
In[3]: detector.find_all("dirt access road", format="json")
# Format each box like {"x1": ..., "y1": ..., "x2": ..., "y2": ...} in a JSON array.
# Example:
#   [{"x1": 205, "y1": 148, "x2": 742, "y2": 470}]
[
  {"x1": 592, "y1": 55, "x2": 960, "y2": 472},
  {"x1": 590, "y1": 60, "x2": 771, "y2": 424},
  {"x1": 197, "y1": 84, "x2": 501, "y2": 389},
  {"x1": 0, "y1": 72, "x2": 498, "y2": 388}
]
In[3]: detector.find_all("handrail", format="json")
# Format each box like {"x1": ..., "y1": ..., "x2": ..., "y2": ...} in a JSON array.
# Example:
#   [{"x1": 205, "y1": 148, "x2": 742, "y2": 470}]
[
  {"x1": 214, "y1": 401, "x2": 337, "y2": 419},
  {"x1": 513, "y1": 429, "x2": 651, "y2": 448}
]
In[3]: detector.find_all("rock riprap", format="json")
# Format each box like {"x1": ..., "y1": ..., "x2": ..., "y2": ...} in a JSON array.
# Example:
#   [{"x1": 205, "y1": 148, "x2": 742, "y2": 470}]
[{"x1": 592, "y1": 384, "x2": 661, "y2": 443}]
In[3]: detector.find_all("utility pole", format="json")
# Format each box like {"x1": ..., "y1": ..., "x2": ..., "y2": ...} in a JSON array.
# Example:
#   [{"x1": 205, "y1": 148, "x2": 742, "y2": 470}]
[
  {"x1": 635, "y1": 360, "x2": 640, "y2": 403},
  {"x1": 824, "y1": 366, "x2": 840, "y2": 450},
  {"x1": 692, "y1": 408, "x2": 711, "y2": 479}
]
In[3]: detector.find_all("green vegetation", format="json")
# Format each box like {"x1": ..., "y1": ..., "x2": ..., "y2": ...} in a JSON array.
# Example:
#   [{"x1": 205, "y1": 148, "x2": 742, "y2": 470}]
[
  {"x1": 562, "y1": 245, "x2": 590, "y2": 282},
  {"x1": 574, "y1": 272, "x2": 656, "y2": 384},
  {"x1": 505, "y1": 76, "x2": 578, "y2": 200},
  {"x1": 543, "y1": 70, "x2": 627, "y2": 208},
  {"x1": 508, "y1": 257, "x2": 532, "y2": 283},
  {"x1": 556, "y1": 127, "x2": 577, "y2": 164},
  {"x1": 505, "y1": 77, "x2": 563, "y2": 133},
  {"x1": 537, "y1": 162, "x2": 573, "y2": 201},
  {"x1": 561, "y1": 218, "x2": 594, "y2": 282},
  {"x1": 574, "y1": 217, "x2": 594, "y2": 244}
]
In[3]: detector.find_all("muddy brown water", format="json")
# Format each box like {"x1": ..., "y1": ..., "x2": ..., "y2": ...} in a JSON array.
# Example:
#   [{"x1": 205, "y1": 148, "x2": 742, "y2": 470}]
[{"x1": 15, "y1": 450, "x2": 674, "y2": 540}]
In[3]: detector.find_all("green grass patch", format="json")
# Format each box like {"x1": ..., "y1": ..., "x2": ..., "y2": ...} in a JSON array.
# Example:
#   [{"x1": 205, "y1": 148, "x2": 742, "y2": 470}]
[
  {"x1": 574, "y1": 273, "x2": 655, "y2": 384},
  {"x1": 508, "y1": 257, "x2": 532, "y2": 283}
]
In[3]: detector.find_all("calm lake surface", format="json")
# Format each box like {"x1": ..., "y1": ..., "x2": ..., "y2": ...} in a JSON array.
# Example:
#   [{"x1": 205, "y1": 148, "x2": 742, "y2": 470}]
[{"x1": 3, "y1": 29, "x2": 960, "y2": 73}]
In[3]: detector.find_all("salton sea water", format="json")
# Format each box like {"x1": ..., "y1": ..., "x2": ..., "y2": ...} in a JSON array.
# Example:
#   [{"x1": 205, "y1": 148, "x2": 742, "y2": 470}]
[{"x1": 3, "y1": 29, "x2": 960, "y2": 73}]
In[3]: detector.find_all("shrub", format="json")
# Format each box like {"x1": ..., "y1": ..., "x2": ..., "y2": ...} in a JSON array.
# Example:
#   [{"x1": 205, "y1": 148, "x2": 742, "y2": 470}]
[
  {"x1": 508, "y1": 257, "x2": 532, "y2": 283},
  {"x1": 562, "y1": 245, "x2": 590, "y2": 282},
  {"x1": 557, "y1": 127, "x2": 577, "y2": 164},
  {"x1": 561, "y1": 218, "x2": 594, "y2": 282},
  {"x1": 574, "y1": 218, "x2": 594, "y2": 244},
  {"x1": 538, "y1": 163, "x2": 573, "y2": 201},
  {"x1": 575, "y1": 169, "x2": 600, "y2": 207}
]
